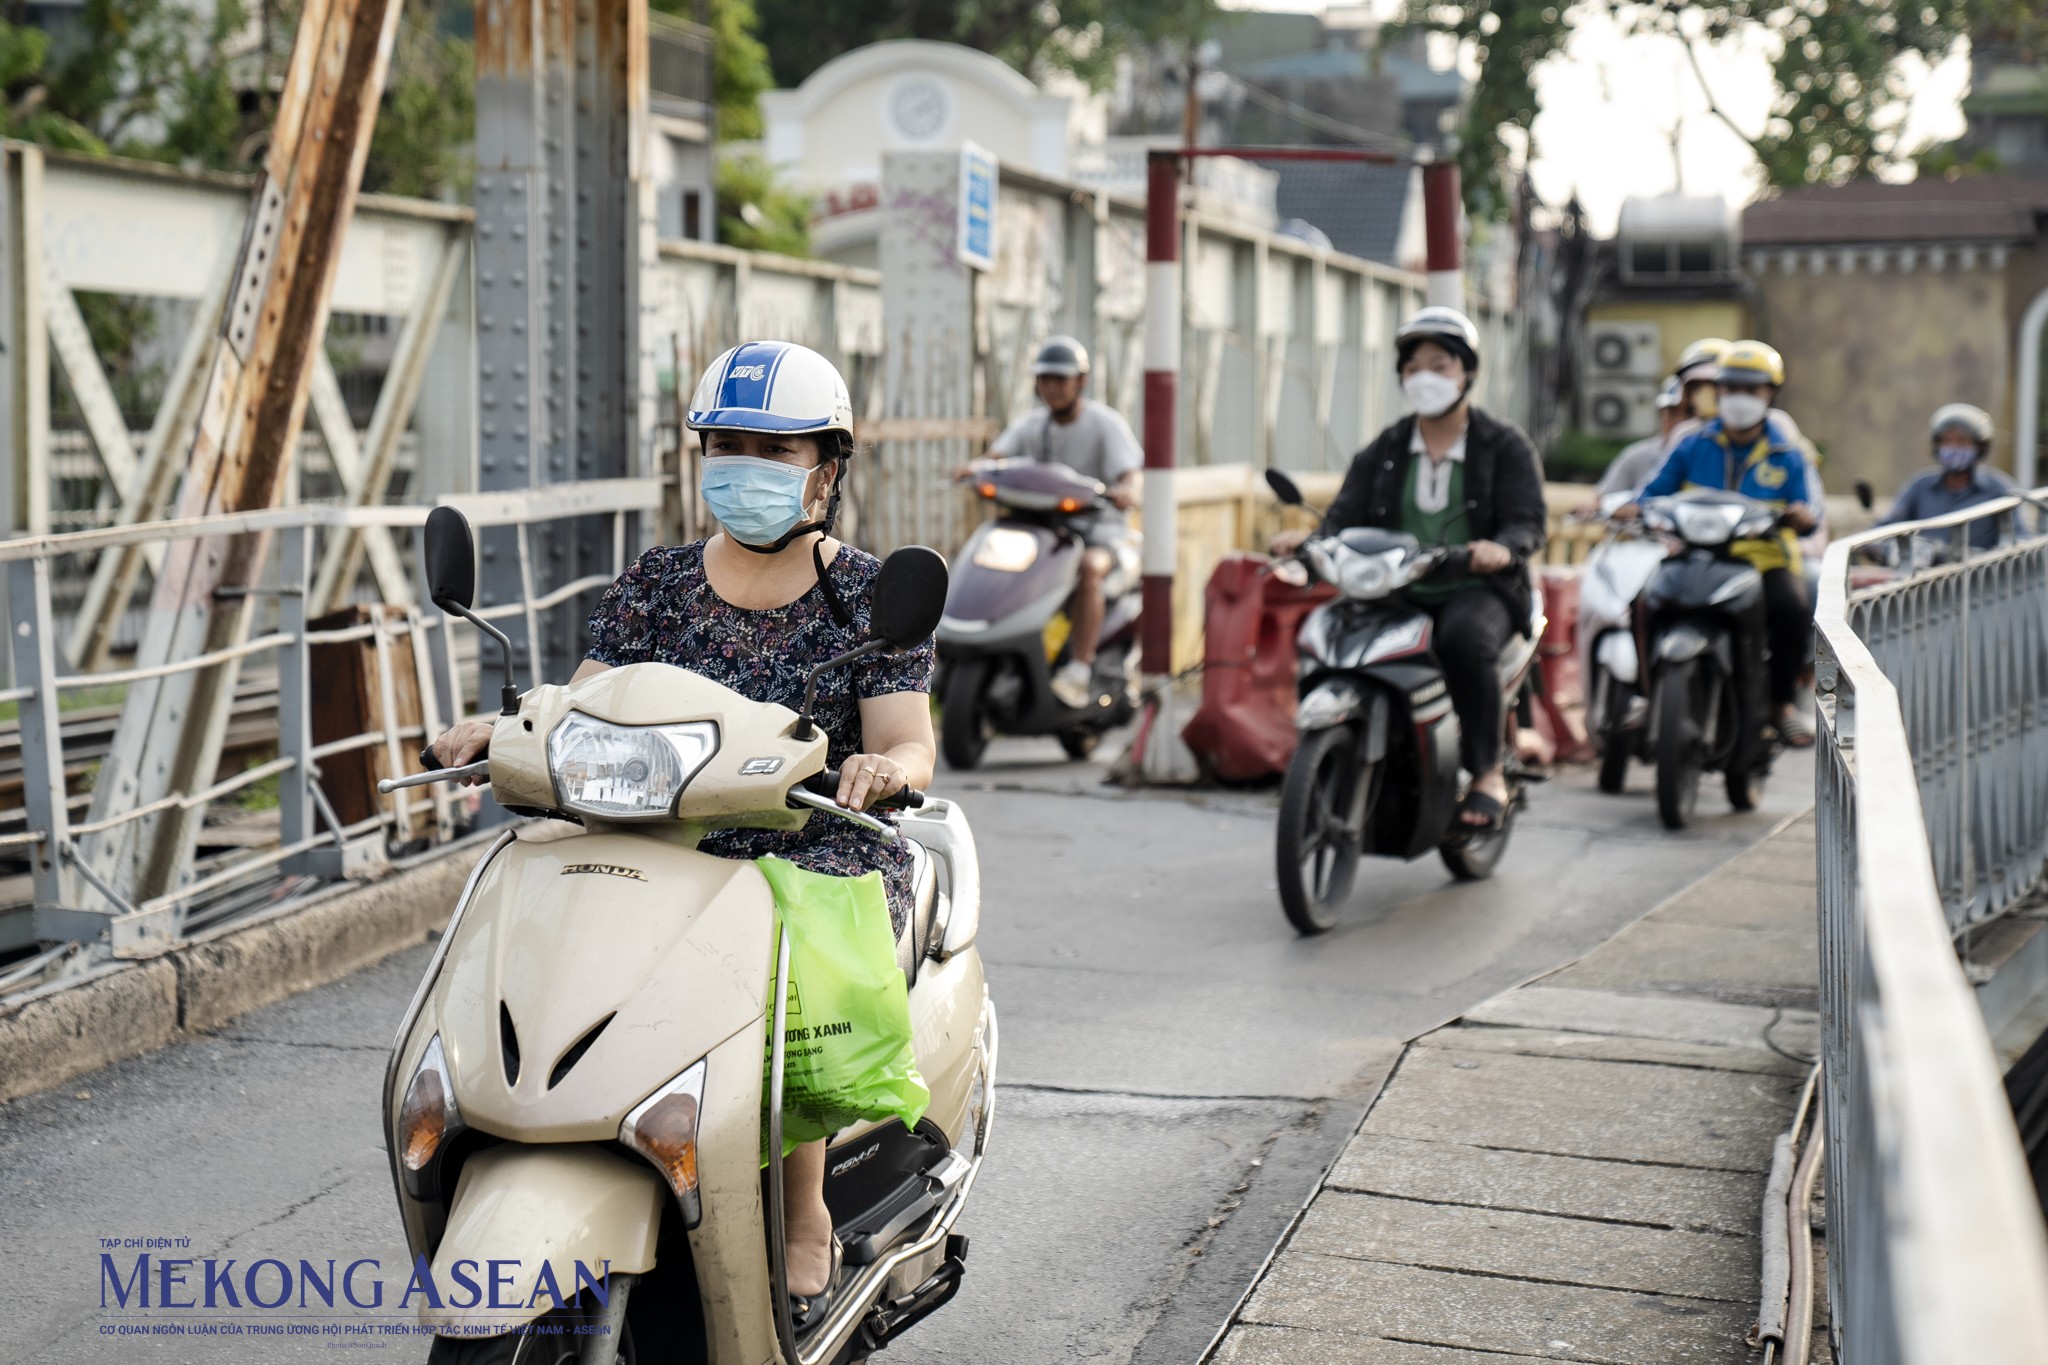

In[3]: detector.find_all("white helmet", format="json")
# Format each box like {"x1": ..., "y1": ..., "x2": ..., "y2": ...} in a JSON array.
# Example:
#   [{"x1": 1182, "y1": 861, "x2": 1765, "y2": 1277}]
[
  {"x1": 1929, "y1": 402, "x2": 1993, "y2": 445},
  {"x1": 686, "y1": 341, "x2": 853, "y2": 440}
]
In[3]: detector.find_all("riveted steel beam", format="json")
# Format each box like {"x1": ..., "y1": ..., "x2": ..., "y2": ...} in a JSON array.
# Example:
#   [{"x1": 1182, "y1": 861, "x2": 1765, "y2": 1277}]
[{"x1": 79, "y1": 0, "x2": 409, "y2": 907}]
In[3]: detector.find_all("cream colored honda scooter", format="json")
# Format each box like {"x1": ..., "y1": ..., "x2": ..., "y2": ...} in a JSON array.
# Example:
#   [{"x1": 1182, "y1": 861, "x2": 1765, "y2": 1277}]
[{"x1": 378, "y1": 508, "x2": 996, "y2": 1365}]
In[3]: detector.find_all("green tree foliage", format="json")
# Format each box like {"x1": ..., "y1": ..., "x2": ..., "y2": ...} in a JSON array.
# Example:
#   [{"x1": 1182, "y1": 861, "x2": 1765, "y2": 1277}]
[
  {"x1": 651, "y1": 0, "x2": 775, "y2": 140},
  {"x1": 716, "y1": 152, "x2": 811, "y2": 255},
  {"x1": 364, "y1": 6, "x2": 476, "y2": 199},
  {"x1": 1406, "y1": 0, "x2": 1986, "y2": 219},
  {"x1": 751, "y1": 0, "x2": 1218, "y2": 91}
]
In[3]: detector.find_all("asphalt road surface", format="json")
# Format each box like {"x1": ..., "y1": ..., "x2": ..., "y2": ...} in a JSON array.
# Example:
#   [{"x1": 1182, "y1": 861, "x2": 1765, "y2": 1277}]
[{"x1": 0, "y1": 740, "x2": 1812, "y2": 1364}]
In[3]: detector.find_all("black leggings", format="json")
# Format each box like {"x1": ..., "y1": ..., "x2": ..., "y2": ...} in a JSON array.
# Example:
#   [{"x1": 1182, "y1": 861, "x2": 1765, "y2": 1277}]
[
  {"x1": 1427, "y1": 589, "x2": 1517, "y2": 776},
  {"x1": 1762, "y1": 567, "x2": 1810, "y2": 709}
]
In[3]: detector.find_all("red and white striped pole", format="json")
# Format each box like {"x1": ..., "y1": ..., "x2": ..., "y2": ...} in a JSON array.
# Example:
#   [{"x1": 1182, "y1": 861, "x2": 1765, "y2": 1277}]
[
  {"x1": 1117, "y1": 148, "x2": 1200, "y2": 784},
  {"x1": 1142, "y1": 149, "x2": 1179, "y2": 682},
  {"x1": 1421, "y1": 160, "x2": 1463, "y2": 309}
]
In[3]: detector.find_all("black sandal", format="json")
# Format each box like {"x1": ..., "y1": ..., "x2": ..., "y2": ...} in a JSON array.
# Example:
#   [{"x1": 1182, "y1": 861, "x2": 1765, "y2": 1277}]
[
  {"x1": 1457, "y1": 789, "x2": 1506, "y2": 832},
  {"x1": 790, "y1": 1235, "x2": 844, "y2": 1335}
]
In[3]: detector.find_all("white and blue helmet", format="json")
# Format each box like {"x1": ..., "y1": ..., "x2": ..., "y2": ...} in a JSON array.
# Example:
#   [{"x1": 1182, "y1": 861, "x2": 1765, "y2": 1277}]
[{"x1": 686, "y1": 340, "x2": 854, "y2": 439}]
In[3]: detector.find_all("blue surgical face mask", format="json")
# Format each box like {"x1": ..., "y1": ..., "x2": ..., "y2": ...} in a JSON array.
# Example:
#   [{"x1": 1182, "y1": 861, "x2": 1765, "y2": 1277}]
[
  {"x1": 701, "y1": 455, "x2": 816, "y2": 546},
  {"x1": 1936, "y1": 443, "x2": 1979, "y2": 473}
]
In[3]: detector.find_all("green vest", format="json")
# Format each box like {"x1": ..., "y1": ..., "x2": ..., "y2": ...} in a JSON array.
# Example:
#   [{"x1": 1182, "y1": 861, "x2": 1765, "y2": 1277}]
[{"x1": 1398, "y1": 453, "x2": 1474, "y2": 602}]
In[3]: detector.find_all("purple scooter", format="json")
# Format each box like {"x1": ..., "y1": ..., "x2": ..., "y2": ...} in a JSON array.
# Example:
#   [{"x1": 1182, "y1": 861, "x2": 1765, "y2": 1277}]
[{"x1": 936, "y1": 459, "x2": 1140, "y2": 767}]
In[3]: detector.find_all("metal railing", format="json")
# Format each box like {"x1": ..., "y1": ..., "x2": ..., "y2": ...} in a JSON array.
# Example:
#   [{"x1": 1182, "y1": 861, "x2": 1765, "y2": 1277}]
[
  {"x1": 1812, "y1": 496, "x2": 2048, "y2": 1362},
  {"x1": 648, "y1": 13, "x2": 714, "y2": 109},
  {"x1": 0, "y1": 478, "x2": 662, "y2": 978}
]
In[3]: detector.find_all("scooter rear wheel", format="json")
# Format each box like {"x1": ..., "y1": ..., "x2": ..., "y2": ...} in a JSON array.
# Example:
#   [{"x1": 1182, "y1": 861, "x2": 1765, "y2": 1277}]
[
  {"x1": 1725, "y1": 762, "x2": 1766, "y2": 812},
  {"x1": 940, "y1": 660, "x2": 992, "y2": 770},
  {"x1": 1596, "y1": 735, "x2": 1630, "y2": 795},
  {"x1": 1057, "y1": 728, "x2": 1099, "y2": 760},
  {"x1": 1654, "y1": 660, "x2": 1702, "y2": 830},
  {"x1": 1441, "y1": 790, "x2": 1517, "y2": 881},
  {"x1": 1276, "y1": 726, "x2": 1370, "y2": 935}
]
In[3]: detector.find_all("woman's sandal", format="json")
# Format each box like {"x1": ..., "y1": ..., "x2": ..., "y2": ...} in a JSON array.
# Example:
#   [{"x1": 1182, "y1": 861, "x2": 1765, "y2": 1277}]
[
  {"x1": 1777, "y1": 708, "x2": 1816, "y2": 749},
  {"x1": 1457, "y1": 789, "x2": 1506, "y2": 832},
  {"x1": 790, "y1": 1234, "x2": 844, "y2": 1336}
]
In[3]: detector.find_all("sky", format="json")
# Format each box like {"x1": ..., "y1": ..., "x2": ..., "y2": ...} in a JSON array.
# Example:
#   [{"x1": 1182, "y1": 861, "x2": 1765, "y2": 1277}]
[{"x1": 1224, "y1": 0, "x2": 1974, "y2": 234}]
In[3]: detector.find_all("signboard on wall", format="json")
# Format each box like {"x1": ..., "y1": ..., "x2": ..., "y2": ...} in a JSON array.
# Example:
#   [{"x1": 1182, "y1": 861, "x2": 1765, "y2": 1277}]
[{"x1": 958, "y1": 141, "x2": 997, "y2": 272}]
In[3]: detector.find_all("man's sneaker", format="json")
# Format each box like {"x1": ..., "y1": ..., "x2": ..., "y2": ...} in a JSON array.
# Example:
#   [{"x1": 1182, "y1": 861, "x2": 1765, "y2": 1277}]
[{"x1": 1050, "y1": 659, "x2": 1094, "y2": 709}]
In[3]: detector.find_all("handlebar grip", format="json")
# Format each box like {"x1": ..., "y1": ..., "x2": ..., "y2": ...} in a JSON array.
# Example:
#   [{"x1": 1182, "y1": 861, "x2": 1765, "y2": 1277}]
[
  {"x1": 420, "y1": 746, "x2": 445, "y2": 772},
  {"x1": 802, "y1": 769, "x2": 926, "y2": 811}
]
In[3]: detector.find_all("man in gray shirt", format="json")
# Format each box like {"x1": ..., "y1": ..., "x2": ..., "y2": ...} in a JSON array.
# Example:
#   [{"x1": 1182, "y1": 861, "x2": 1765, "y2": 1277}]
[{"x1": 982, "y1": 335, "x2": 1140, "y2": 707}]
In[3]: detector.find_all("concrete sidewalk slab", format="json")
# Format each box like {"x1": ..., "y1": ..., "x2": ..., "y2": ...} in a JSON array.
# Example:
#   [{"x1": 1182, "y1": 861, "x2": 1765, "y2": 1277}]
[
  {"x1": 1239, "y1": 1255, "x2": 1757, "y2": 1363},
  {"x1": 1362, "y1": 1046, "x2": 1797, "y2": 1171},
  {"x1": 1288, "y1": 1191, "x2": 1757, "y2": 1301},
  {"x1": 1327, "y1": 1135, "x2": 1764, "y2": 1237},
  {"x1": 1206, "y1": 812, "x2": 1822, "y2": 1364}
]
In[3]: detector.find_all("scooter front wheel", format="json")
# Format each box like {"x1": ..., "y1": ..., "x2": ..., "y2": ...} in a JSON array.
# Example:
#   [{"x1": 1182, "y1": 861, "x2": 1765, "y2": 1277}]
[
  {"x1": 426, "y1": 1316, "x2": 635, "y2": 1364},
  {"x1": 940, "y1": 660, "x2": 992, "y2": 770},
  {"x1": 1654, "y1": 660, "x2": 1702, "y2": 830},
  {"x1": 1276, "y1": 725, "x2": 1370, "y2": 935}
]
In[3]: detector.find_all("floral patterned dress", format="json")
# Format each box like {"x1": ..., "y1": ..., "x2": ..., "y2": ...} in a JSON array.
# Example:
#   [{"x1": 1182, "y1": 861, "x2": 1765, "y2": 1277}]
[{"x1": 584, "y1": 540, "x2": 935, "y2": 933}]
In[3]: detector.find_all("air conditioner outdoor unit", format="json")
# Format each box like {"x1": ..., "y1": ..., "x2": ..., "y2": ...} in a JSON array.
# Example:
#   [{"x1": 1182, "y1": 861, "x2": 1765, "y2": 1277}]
[
  {"x1": 1586, "y1": 321, "x2": 1662, "y2": 380},
  {"x1": 1584, "y1": 380, "x2": 1658, "y2": 440}
]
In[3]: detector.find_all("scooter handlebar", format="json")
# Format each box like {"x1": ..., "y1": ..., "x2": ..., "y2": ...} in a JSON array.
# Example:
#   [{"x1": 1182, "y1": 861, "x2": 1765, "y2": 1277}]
[{"x1": 800, "y1": 769, "x2": 926, "y2": 811}]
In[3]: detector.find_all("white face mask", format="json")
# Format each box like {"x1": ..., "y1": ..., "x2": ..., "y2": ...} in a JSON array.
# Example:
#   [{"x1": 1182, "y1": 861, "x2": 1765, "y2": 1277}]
[
  {"x1": 1718, "y1": 393, "x2": 1769, "y2": 431},
  {"x1": 1403, "y1": 370, "x2": 1464, "y2": 418}
]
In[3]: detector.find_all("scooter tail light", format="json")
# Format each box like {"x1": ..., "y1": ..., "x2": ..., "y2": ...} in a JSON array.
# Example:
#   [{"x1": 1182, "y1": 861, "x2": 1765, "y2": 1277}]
[
  {"x1": 976, "y1": 482, "x2": 998, "y2": 499},
  {"x1": 398, "y1": 1034, "x2": 463, "y2": 1175},
  {"x1": 621, "y1": 1058, "x2": 708, "y2": 1228}
]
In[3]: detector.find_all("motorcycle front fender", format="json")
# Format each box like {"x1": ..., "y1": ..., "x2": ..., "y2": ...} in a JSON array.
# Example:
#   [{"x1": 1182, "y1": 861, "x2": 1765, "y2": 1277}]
[
  {"x1": 1655, "y1": 622, "x2": 1732, "y2": 675},
  {"x1": 418, "y1": 1144, "x2": 663, "y2": 1335}
]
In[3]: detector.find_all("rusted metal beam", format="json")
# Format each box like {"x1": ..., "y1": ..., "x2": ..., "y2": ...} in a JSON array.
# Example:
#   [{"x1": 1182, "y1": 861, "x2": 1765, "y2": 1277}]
[{"x1": 79, "y1": 0, "x2": 408, "y2": 913}]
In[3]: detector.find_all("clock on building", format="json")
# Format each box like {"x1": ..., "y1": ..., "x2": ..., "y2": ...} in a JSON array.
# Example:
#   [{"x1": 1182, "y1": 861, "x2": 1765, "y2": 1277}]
[{"x1": 886, "y1": 76, "x2": 953, "y2": 142}]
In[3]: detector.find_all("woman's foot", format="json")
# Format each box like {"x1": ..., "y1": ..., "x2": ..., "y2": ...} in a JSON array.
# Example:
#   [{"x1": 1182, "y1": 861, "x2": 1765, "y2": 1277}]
[
  {"x1": 1050, "y1": 658, "x2": 1094, "y2": 709},
  {"x1": 1459, "y1": 766, "x2": 1509, "y2": 828},
  {"x1": 1777, "y1": 704, "x2": 1815, "y2": 748},
  {"x1": 789, "y1": 1235, "x2": 843, "y2": 1332}
]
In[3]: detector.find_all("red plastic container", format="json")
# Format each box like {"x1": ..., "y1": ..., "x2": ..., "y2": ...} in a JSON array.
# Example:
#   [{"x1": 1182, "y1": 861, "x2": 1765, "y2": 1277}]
[{"x1": 1181, "y1": 554, "x2": 1337, "y2": 782}]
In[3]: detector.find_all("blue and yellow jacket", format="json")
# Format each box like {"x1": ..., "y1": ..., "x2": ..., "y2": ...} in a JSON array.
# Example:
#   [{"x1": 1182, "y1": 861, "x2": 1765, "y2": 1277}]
[{"x1": 1640, "y1": 417, "x2": 1811, "y2": 571}]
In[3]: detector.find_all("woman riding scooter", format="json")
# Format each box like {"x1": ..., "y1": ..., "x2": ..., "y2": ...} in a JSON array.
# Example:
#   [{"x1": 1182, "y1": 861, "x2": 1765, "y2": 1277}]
[
  {"x1": 1271, "y1": 306, "x2": 1547, "y2": 830},
  {"x1": 430, "y1": 339, "x2": 932, "y2": 1330}
]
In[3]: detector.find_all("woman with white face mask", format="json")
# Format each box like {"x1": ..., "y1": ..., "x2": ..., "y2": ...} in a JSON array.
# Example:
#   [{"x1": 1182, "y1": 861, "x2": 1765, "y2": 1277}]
[
  {"x1": 1270, "y1": 305, "x2": 1548, "y2": 831},
  {"x1": 426, "y1": 340, "x2": 937, "y2": 1327}
]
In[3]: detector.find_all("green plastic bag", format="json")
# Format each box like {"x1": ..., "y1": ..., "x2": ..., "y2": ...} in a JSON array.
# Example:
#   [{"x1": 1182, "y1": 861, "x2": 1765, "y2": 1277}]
[{"x1": 757, "y1": 857, "x2": 928, "y2": 1161}]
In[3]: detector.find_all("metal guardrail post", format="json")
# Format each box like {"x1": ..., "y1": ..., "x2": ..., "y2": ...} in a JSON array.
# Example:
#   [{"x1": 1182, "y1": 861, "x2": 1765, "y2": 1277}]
[
  {"x1": 277, "y1": 525, "x2": 312, "y2": 856},
  {"x1": 7, "y1": 556, "x2": 72, "y2": 926}
]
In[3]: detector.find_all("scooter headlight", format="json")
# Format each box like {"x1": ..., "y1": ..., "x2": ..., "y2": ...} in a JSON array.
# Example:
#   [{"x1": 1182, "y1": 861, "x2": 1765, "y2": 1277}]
[
  {"x1": 1669, "y1": 502, "x2": 1745, "y2": 546},
  {"x1": 397, "y1": 1035, "x2": 465, "y2": 1198},
  {"x1": 547, "y1": 714, "x2": 719, "y2": 821},
  {"x1": 1330, "y1": 547, "x2": 1407, "y2": 600},
  {"x1": 621, "y1": 1059, "x2": 707, "y2": 1227},
  {"x1": 971, "y1": 527, "x2": 1039, "y2": 573}
]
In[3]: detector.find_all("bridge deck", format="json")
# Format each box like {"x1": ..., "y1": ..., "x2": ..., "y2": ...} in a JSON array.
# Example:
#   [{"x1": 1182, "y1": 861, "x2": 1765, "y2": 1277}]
[{"x1": 1215, "y1": 814, "x2": 1824, "y2": 1364}]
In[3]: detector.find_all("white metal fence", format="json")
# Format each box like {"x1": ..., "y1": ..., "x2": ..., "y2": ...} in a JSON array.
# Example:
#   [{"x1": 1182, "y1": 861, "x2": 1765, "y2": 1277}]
[
  {"x1": 0, "y1": 479, "x2": 662, "y2": 985},
  {"x1": 1813, "y1": 499, "x2": 2048, "y2": 1362}
]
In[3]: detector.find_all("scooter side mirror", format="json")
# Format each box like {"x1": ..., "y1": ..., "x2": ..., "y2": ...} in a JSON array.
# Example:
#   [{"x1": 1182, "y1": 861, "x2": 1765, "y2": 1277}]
[
  {"x1": 872, "y1": 546, "x2": 949, "y2": 651},
  {"x1": 1854, "y1": 480, "x2": 1875, "y2": 512},
  {"x1": 424, "y1": 506, "x2": 477, "y2": 611},
  {"x1": 423, "y1": 505, "x2": 520, "y2": 715},
  {"x1": 1264, "y1": 468, "x2": 1305, "y2": 507}
]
